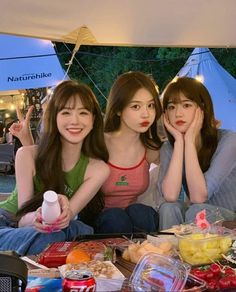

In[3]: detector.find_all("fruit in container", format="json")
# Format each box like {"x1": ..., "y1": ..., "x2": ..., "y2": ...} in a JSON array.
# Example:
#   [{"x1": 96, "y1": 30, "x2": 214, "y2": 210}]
[
  {"x1": 122, "y1": 240, "x2": 173, "y2": 264},
  {"x1": 66, "y1": 248, "x2": 91, "y2": 264},
  {"x1": 178, "y1": 233, "x2": 232, "y2": 265}
]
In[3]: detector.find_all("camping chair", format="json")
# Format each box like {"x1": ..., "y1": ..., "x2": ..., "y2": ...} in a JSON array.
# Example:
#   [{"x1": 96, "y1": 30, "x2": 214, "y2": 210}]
[{"x1": 0, "y1": 143, "x2": 15, "y2": 175}]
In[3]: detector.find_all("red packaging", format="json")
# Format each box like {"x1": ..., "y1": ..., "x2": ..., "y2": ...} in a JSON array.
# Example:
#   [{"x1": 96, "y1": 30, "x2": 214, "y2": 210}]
[
  {"x1": 62, "y1": 270, "x2": 96, "y2": 292},
  {"x1": 37, "y1": 242, "x2": 79, "y2": 268}
]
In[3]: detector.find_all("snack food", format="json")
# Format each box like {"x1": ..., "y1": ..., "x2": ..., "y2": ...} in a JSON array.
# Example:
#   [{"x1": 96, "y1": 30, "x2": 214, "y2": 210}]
[
  {"x1": 66, "y1": 248, "x2": 91, "y2": 264},
  {"x1": 59, "y1": 260, "x2": 124, "y2": 280},
  {"x1": 178, "y1": 233, "x2": 232, "y2": 265},
  {"x1": 37, "y1": 241, "x2": 80, "y2": 268},
  {"x1": 122, "y1": 240, "x2": 173, "y2": 264}
]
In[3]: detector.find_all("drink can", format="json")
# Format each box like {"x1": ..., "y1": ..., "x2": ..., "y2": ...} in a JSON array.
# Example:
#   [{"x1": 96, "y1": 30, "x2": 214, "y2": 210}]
[{"x1": 62, "y1": 269, "x2": 96, "y2": 292}]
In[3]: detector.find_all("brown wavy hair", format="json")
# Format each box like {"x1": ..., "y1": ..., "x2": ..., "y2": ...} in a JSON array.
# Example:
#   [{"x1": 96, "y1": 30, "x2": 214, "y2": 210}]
[
  {"x1": 104, "y1": 71, "x2": 162, "y2": 150},
  {"x1": 162, "y1": 77, "x2": 218, "y2": 172},
  {"x1": 17, "y1": 80, "x2": 108, "y2": 220}
]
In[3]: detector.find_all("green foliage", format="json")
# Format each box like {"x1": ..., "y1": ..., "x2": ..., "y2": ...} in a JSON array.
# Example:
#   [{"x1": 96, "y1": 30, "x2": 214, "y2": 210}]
[{"x1": 54, "y1": 44, "x2": 236, "y2": 109}]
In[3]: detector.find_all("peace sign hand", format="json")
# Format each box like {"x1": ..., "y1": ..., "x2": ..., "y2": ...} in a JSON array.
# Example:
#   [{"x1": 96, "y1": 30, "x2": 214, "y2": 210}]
[{"x1": 9, "y1": 105, "x2": 34, "y2": 146}]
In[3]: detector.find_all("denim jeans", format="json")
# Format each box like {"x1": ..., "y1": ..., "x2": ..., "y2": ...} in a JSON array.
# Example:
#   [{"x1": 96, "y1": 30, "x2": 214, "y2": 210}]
[
  {"x1": 95, "y1": 203, "x2": 159, "y2": 234},
  {"x1": 0, "y1": 210, "x2": 93, "y2": 255},
  {"x1": 158, "y1": 202, "x2": 236, "y2": 231}
]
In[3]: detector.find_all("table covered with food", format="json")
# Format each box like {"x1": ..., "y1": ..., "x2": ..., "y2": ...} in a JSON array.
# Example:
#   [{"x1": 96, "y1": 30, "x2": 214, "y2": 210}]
[{"x1": 18, "y1": 211, "x2": 236, "y2": 291}]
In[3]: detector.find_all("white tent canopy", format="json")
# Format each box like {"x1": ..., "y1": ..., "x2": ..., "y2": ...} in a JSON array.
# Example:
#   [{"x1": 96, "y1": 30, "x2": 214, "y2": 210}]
[
  {"x1": 0, "y1": 34, "x2": 66, "y2": 91},
  {"x1": 0, "y1": 0, "x2": 236, "y2": 48},
  {"x1": 176, "y1": 48, "x2": 236, "y2": 131}
]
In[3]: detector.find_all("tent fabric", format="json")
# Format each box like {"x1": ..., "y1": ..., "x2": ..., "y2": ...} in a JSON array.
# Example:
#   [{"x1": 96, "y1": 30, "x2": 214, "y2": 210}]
[
  {"x1": 0, "y1": 34, "x2": 66, "y2": 91},
  {"x1": 176, "y1": 48, "x2": 236, "y2": 131},
  {"x1": 0, "y1": 0, "x2": 236, "y2": 48}
]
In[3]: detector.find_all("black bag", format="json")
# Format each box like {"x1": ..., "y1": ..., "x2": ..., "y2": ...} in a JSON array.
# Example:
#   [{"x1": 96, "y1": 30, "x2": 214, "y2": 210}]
[{"x1": 0, "y1": 251, "x2": 28, "y2": 292}]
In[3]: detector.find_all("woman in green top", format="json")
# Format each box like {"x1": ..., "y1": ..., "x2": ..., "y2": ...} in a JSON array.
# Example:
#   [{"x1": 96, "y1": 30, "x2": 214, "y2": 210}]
[{"x1": 0, "y1": 80, "x2": 110, "y2": 255}]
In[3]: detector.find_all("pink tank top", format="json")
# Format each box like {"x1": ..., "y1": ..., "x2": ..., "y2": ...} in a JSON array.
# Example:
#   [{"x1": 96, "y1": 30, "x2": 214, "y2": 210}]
[{"x1": 102, "y1": 152, "x2": 150, "y2": 209}]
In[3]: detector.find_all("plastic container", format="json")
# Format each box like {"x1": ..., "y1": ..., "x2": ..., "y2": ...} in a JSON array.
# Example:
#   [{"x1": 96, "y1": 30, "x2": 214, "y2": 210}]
[
  {"x1": 120, "y1": 274, "x2": 206, "y2": 292},
  {"x1": 178, "y1": 230, "x2": 232, "y2": 266},
  {"x1": 41, "y1": 190, "x2": 61, "y2": 224},
  {"x1": 183, "y1": 274, "x2": 206, "y2": 291},
  {"x1": 128, "y1": 253, "x2": 191, "y2": 291}
]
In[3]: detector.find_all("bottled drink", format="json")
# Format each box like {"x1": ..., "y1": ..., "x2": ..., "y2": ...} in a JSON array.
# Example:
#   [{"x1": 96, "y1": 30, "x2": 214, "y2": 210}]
[{"x1": 41, "y1": 190, "x2": 61, "y2": 224}]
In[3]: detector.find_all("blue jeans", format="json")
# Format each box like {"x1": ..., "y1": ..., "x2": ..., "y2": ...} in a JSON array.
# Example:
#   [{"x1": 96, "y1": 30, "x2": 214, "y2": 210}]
[
  {"x1": 95, "y1": 203, "x2": 159, "y2": 234},
  {"x1": 0, "y1": 211, "x2": 93, "y2": 255},
  {"x1": 158, "y1": 202, "x2": 236, "y2": 231}
]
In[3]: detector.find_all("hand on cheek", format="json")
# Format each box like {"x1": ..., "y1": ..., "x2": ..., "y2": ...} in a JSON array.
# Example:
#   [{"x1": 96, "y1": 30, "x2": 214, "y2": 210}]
[{"x1": 164, "y1": 113, "x2": 183, "y2": 141}]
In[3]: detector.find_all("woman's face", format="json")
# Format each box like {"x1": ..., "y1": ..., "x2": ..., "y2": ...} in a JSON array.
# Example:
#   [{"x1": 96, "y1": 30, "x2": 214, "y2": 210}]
[
  {"x1": 119, "y1": 88, "x2": 156, "y2": 133},
  {"x1": 166, "y1": 92, "x2": 198, "y2": 133},
  {"x1": 56, "y1": 95, "x2": 94, "y2": 145}
]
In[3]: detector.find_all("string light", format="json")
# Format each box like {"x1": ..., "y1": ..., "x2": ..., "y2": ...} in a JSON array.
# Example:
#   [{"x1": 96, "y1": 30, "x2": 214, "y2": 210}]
[{"x1": 195, "y1": 75, "x2": 204, "y2": 83}]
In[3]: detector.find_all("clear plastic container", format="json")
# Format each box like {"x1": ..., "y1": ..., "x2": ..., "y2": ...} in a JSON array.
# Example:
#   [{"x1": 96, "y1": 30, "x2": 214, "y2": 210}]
[
  {"x1": 128, "y1": 253, "x2": 191, "y2": 291},
  {"x1": 183, "y1": 274, "x2": 207, "y2": 291},
  {"x1": 177, "y1": 228, "x2": 233, "y2": 265}
]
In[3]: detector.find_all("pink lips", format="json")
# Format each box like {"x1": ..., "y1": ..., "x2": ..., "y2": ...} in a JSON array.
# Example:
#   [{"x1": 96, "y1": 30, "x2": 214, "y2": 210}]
[
  {"x1": 175, "y1": 120, "x2": 185, "y2": 126},
  {"x1": 140, "y1": 121, "x2": 150, "y2": 127}
]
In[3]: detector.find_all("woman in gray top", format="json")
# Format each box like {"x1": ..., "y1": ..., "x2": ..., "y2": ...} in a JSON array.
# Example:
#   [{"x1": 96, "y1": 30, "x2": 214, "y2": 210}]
[{"x1": 157, "y1": 77, "x2": 236, "y2": 230}]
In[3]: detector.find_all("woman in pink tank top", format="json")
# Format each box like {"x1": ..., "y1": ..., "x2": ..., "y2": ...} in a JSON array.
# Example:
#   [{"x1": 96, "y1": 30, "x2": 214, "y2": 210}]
[{"x1": 95, "y1": 71, "x2": 163, "y2": 234}]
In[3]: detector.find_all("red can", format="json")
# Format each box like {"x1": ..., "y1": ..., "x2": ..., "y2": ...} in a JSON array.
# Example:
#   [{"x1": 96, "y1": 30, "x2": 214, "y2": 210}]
[{"x1": 62, "y1": 270, "x2": 96, "y2": 292}]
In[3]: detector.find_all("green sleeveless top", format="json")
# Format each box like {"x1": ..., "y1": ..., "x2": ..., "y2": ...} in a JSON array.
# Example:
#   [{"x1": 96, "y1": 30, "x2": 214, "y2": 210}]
[{"x1": 0, "y1": 153, "x2": 89, "y2": 214}]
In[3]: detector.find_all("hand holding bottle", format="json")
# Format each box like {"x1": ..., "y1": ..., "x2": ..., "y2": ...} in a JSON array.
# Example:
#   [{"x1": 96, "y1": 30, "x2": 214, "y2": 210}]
[{"x1": 33, "y1": 193, "x2": 72, "y2": 233}]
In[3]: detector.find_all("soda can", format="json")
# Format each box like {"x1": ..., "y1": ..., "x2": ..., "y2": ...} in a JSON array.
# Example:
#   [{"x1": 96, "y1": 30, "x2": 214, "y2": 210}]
[{"x1": 62, "y1": 269, "x2": 96, "y2": 292}]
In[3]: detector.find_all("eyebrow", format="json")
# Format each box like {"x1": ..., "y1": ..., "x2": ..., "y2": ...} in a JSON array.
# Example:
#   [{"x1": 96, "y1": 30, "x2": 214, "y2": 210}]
[
  {"x1": 62, "y1": 106, "x2": 87, "y2": 110},
  {"x1": 167, "y1": 99, "x2": 192, "y2": 104},
  {"x1": 130, "y1": 99, "x2": 154, "y2": 103}
]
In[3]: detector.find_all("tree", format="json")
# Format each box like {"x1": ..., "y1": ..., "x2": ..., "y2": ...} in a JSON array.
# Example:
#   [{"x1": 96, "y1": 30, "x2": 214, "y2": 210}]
[{"x1": 54, "y1": 43, "x2": 236, "y2": 109}]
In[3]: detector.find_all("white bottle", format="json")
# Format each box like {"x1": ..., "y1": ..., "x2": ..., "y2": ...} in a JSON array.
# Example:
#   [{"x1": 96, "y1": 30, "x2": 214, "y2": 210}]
[{"x1": 41, "y1": 190, "x2": 61, "y2": 224}]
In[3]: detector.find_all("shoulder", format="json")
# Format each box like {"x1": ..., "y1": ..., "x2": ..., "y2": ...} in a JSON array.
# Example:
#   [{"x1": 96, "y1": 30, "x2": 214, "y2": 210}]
[
  {"x1": 217, "y1": 129, "x2": 236, "y2": 151},
  {"x1": 87, "y1": 158, "x2": 110, "y2": 177},
  {"x1": 146, "y1": 148, "x2": 160, "y2": 165}
]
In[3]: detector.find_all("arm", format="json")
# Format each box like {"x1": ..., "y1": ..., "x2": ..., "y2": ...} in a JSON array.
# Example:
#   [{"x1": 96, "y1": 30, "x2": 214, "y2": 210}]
[
  {"x1": 184, "y1": 108, "x2": 207, "y2": 203},
  {"x1": 52, "y1": 160, "x2": 110, "y2": 230},
  {"x1": 160, "y1": 115, "x2": 184, "y2": 202},
  {"x1": 69, "y1": 160, "x2": 110, "y2": 217},
  {"x1": 15, "y1": 146, "x2": 37, "y2": 227},
  {"x1": 9, "y1": 106, "x2": 34, "y2": 146}
]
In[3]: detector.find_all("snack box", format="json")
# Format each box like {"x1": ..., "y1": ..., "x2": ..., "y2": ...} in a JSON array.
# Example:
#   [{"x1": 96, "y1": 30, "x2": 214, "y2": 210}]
[
  {"x1": 37, "y1": 240, "x2": 109, "y2": 268},
  {"x1": 59, "y1": 260, "x2": 125, "y2": 292},
  {"x1": 37, "y1": 242, "x2": 79, "y2": 268}
]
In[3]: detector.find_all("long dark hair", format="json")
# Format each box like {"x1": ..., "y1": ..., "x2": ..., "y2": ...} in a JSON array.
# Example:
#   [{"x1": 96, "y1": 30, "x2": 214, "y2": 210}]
[
  {"x1": 104, "y1": 71, "x2": 162, "y2": 150},
  {"x1": 17, "y1": 80, "x2": 108, "y2": 218},
  {"x1": 162, "y1": 77, "x2": 218, "y2": 172}
]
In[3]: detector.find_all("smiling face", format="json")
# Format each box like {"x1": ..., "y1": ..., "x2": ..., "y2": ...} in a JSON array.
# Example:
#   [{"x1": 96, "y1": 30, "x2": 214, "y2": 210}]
[
  {"x1": 120, "y1": 88, "x2": 156, "y2": 133},
  {"x1": 56, "y1": 95, "x2": 94, "y2": 145},
  {"x1": 166, "y1": 92, "x2": 198, "y2": 133}
]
